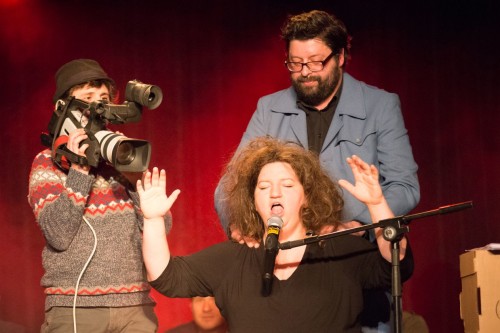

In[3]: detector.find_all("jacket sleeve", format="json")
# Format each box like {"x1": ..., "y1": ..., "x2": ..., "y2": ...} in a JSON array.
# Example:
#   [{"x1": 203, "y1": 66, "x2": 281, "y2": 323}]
[
  {"x1": 214, "y1": 99, "x2": 269, "y2": 234},
  {"x1": 27, "y1": 150, "x2": 94, "y2": 251},
  {"x1": 240, "y1": 97, "x2": 269, "y2": 143},
  {"x1": 357, "y1": 94, "x2": 420, "y2": 224}
]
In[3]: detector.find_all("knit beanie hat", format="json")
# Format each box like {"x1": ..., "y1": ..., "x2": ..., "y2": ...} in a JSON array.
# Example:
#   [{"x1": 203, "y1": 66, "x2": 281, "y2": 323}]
[{"x1": 53, "y1": 59, "x2": 115, "y2": 103}]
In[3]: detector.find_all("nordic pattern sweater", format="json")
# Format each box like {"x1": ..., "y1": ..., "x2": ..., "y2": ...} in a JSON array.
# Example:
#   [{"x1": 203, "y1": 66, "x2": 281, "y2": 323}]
[{"x1": 28, "y1": 149, "x2": 171, "y2": 310}]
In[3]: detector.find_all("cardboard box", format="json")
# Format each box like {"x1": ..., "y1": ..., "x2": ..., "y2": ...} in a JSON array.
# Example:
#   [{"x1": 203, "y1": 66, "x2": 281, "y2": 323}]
[{"x1": 459, "y1": 248, "x2": 500, "y2": 333}]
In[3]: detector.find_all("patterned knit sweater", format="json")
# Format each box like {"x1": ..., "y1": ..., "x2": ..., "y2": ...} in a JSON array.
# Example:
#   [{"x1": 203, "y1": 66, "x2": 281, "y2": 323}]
[{"x1": 28, "y1": 149, "x2": 172, "y2": 310}]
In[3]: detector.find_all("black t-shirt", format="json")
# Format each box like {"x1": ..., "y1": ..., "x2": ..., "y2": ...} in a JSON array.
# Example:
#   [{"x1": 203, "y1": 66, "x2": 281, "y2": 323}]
[{"x1": 151, "y1": 235, "x2": 413, "y2": 333}]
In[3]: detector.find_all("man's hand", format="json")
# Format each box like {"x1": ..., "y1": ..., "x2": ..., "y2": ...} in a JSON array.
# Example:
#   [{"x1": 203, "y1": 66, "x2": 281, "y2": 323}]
[
  {"x1": 334, "y1": 220, "x2": 366, "y2": 236},
  {"x1": 229, "y1": 224, "x2": 260, "y2": 248}
]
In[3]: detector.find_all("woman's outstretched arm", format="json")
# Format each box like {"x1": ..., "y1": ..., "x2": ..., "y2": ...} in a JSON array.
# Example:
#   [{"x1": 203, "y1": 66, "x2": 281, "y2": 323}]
[
  {"x1": 339, "y1": 155, "x2": 407, "y2": 261},
  {"x1": 138, "y1": 167, "x2": 180, "y2": 281}
]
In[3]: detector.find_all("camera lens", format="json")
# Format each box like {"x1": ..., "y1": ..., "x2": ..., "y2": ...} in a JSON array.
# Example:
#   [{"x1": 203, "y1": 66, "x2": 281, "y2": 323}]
[
  {"x1": 94, "y1": 130, "x2": 151, "y2": 172},
  {"x1": 116, "y1": 142, "x2": 135, "y2": 165}
]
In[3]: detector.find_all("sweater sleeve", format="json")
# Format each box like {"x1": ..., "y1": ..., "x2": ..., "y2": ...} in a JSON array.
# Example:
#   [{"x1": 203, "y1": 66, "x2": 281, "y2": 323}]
[{"x1": 28, "y1": 150, "x2": 94, "y2": 251}]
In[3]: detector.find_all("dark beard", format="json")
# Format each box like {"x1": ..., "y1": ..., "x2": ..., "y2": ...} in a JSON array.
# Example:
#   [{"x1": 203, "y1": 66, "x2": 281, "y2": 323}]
[{"x1": 292, "y1": 66, "x2": 341, "y2": 107}]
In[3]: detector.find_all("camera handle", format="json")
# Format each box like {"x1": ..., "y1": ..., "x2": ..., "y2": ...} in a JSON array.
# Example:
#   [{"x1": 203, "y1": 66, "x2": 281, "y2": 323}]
[
  {"x1": 42, "y1": 97, "x2": 92, "y2": 169},
  {"x1": 46, "y1": 133, "x2": 89, "y2": 170}
]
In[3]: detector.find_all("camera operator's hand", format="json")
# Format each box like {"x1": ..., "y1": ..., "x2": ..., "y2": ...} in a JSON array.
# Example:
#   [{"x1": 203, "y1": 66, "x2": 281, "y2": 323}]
[{"x1": 68, "y1": 128, "x2": 90, "y2": 174}]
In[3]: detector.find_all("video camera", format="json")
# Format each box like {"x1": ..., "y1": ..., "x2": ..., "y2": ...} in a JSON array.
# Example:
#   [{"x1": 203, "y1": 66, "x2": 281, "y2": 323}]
[{"x1": 41, "y1": 80, "x2": 163, "y2": 172}]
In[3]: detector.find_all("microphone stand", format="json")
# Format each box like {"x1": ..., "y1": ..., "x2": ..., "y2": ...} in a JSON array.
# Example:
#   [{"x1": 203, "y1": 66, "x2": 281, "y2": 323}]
[{"x1": 279, "y1": 201, "x2": 473, "y2": 333}]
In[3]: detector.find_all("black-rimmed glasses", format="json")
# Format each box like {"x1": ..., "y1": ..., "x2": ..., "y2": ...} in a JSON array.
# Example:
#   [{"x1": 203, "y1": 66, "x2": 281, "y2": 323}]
[{"x1": 284, "y1": 52, "x2": 335, "y2": 73}]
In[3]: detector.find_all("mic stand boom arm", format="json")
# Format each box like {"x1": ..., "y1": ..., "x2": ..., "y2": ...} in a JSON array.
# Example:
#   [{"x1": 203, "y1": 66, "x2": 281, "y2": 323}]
[
  {"x1": 278, "y1": 201, "x2": 473, "y2": 333},
  {"x1": 279, "y1": 201, "x2": 473, "y2": 250}
]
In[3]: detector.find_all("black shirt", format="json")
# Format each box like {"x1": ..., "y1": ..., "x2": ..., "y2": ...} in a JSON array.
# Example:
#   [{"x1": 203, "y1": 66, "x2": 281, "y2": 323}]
[
  {"x1": 151, "y1": 236, "x2": 413, "y2": 333},
  {"x1": 297, "y1": 82, "x2": 343, "y2": 154}
]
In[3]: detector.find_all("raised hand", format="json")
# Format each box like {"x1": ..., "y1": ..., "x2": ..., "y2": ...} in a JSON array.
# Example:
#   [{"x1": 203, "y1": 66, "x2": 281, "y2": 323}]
[
  {"x1": 338, "y1": 155, "x2": 383, "y2": 206},
  {"x1": 67, "y1": 128, "x2": 90, "y2": 174},
  {"x1": 137, "y1": 167, "x2": 180, "y2": 219}
]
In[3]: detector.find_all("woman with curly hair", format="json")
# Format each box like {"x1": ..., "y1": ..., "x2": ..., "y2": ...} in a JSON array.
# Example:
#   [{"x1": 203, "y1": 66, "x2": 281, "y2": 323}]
[{"x1": 139, "y1": 137, "x2": 413, "y2": 333}]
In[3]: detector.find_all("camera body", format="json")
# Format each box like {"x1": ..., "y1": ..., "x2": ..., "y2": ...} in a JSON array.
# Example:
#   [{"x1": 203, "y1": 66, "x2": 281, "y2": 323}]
[{"x1": 42, "y1": 80, "x2": 163, "y2": 172}]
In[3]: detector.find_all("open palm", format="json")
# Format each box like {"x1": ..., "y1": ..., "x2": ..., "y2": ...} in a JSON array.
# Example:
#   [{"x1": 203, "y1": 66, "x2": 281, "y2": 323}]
[
  {"x1": 338, "y1": 155, "x2": 383, "y2": 205},
  {"x1": 137, "y1": 167, "x2": 180, "y2": 219}
]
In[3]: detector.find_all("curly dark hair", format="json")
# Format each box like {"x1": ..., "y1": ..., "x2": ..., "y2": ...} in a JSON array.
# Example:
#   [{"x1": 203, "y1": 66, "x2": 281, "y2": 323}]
[
  {"x1": 219, "y1": 137, "x2": 343, "y2": 240},
  {"x1": 64, "y1": 79, "x2": 118, "y2": 103},
  {"x1": 281, "y1": 10, "x2": 352, "y2": 65}
]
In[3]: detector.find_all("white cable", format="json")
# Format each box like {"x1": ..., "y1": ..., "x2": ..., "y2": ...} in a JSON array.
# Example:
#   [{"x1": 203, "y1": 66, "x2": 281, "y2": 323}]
[{"x1": 72, "y1": 216, "x2": 98, "y2": 333}]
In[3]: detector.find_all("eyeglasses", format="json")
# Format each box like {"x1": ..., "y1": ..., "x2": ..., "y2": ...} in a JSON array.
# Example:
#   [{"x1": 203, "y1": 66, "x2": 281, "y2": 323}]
[{"x1": 284, "y1": 52, "x2": 335, "y2": 73}]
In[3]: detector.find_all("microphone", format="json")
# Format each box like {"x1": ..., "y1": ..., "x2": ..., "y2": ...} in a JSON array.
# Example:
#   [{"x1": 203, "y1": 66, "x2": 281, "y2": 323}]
[{"x1": 262, "y1": 216, "x2": 283, "y2": 297}]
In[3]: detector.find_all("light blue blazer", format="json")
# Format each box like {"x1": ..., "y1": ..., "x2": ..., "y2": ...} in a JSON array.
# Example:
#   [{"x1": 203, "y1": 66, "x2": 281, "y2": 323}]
[{"x1": 217, "y1": 73, "x2": 420, "y2": 230}]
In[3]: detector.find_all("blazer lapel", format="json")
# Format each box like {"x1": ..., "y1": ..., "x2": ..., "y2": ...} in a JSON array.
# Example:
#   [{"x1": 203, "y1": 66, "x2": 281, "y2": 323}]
[
  {"x1": 321, "y1": 73, "x2": 366, "y2": 152},
  {"x1": 273, "y1": 87, "x2": 309, "y2": 149}
]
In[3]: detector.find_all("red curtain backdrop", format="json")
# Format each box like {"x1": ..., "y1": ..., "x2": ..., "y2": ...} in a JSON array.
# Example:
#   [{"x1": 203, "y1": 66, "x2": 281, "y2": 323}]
[{"x1": 1, "y1": 0, "x2": 499, "y2": 332}]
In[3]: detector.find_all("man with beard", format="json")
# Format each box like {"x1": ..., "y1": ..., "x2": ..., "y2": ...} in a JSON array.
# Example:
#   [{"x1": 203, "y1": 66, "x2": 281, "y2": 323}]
[{"x1": 214, "y1": 10, "x2": 420, "y2": 333}]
